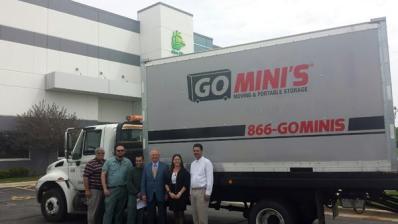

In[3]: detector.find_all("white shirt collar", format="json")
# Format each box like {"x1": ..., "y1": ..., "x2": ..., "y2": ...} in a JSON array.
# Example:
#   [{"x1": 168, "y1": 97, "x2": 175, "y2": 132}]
[{"x1": 195, "y1": 156, "x2": 204, "y2": 162}]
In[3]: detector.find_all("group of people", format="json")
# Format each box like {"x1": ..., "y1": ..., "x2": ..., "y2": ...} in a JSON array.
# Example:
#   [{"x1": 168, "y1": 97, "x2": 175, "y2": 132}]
[{"x1": 83, "y1": 143, "x2": 213, "y2": 224}]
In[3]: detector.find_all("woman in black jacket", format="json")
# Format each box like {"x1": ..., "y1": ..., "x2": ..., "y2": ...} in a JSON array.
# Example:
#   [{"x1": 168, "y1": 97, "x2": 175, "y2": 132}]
[{"x1": 165, "y1": 154, "x2": 190, "y2": 224}]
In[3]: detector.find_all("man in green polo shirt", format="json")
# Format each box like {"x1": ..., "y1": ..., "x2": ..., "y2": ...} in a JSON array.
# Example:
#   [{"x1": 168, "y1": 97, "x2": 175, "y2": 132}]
[{"x1": 101, "y1": 144, "x2": 133, "y2": 224}]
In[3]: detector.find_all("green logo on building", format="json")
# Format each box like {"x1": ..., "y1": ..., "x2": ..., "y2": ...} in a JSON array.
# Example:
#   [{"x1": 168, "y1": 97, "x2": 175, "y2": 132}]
[{"x1": 171, "y1": 31, "x2": 185, "y2": 55}]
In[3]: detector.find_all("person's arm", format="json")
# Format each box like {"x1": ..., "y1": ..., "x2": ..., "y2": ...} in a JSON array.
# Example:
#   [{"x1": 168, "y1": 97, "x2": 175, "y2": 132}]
[
  {"x1": 140, "y1": 165, "x2": 147, "y2": 201},
  {"x1": 165, "y1": 170, "x2": 176, "y2": 199},
  {"x1": 83, "y1": 177, "x2": 91, "y2": 197},
  {"x1": 177, "y1": 170, "x2": 189, "y2": 199},
  {"x1": 127, "y1": 168, "x2": 137, "y2": 194},
  {"x1": 131, "y1": 167, "x2": 139, "y2": 195},
  {"x1": 205, "y1": 160, "x2": 214, "y2": 200},
  {"x1": 101, "y1": 161, "x2": 110, "y2": 196},
  {"x1": 165, "y1": 169, "x2": 171, "y2": 192},
  {"x1": 163, "y1": 164, "x2": 170, "y2": 200},
  {"x1": 101, "y1": 171, "x2": 111, "y2": 196},
  {"x1": 165, "y1": 184, "x2": 176, "y2": 199},
  {"x1": 83, "y1": 162, "x2": 92, "y2": 198},
  {"x1": 126, "y1": 161, "x2": 138, "y2": 194},
  {"x1": 189, "y1": 163, "x2": 194, "y2": 196}
]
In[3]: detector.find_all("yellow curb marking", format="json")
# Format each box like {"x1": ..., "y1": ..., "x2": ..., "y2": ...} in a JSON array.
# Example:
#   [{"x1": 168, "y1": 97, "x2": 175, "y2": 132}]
[
  {"x1": 11, "y1": 196, "x2": 35, "y2": 201},
  {"x1": 15, "y1": 186, "x2": 35, "y2": 192}
]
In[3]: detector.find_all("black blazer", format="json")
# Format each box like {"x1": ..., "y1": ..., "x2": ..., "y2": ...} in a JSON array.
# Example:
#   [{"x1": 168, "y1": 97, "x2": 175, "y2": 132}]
[{"x1": 167, "y1": 168, "x2": 190, "y2": 198}]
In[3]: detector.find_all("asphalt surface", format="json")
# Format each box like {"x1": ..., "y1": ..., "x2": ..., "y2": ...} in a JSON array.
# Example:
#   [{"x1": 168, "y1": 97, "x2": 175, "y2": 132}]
[{"x1": 0, "y1": 186, "x2": 396, "y2": 224}]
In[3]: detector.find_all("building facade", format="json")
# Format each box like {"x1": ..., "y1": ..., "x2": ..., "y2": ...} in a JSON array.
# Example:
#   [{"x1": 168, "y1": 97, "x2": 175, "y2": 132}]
[{"x1": 0, "y1": 0, "x2": 218, "y2": 169}]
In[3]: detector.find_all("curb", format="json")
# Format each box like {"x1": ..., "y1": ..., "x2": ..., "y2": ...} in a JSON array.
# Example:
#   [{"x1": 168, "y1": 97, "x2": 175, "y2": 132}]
[
  {"x1": 226, "y1": 201, "x2": 397, "y2": 219},
  {"x1": 326, "y1": 210, "x2": 398, "y2": 222},
  {"x1": 0, "y1": 181, "x2": 37, "y2": 189}
]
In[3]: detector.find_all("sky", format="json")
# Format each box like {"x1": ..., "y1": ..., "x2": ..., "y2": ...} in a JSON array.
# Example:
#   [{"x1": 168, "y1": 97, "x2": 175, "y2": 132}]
[{"x1": 76, "y1": 0, "x2": 398, "y2": 109}]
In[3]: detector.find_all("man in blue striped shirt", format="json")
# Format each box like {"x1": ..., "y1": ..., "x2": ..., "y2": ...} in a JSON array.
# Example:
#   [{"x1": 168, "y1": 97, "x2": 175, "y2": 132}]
[{"x1": 83, "y1": 147, "x2": 105, "y2": 224}]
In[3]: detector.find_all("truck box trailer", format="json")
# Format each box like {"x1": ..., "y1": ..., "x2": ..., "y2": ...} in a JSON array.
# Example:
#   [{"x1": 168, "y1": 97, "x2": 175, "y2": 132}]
[{"x1": 142, "y1": 17, "x2": 398, "y2": 223}]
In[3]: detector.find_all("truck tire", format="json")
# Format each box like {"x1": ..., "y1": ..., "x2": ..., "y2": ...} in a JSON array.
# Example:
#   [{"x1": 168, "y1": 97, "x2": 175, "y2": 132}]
[
  {"x1": 249, "y1": 200, "x2": 297, "y2": 224},
  {"x1": 298, "y1": 204, "x2": 317, "y2": 224},
  {"x1": 41, "y1": 188, "x2": 67, "y2": 222}
]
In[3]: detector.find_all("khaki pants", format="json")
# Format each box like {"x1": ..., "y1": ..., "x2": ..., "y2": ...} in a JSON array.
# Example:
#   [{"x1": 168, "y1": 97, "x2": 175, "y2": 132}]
[
  {"x1": 190, "y1": 189, "x2": 208, "y2": 224},
  {"x1": 87, "y1": 189, "x2": 103, "y2": 224}
]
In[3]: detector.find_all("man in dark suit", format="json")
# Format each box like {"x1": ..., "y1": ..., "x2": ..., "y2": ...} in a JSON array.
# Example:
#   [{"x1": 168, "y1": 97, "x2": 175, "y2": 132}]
[{"x1": 141, "y1": 148, "x2": 169, "y2": 224}]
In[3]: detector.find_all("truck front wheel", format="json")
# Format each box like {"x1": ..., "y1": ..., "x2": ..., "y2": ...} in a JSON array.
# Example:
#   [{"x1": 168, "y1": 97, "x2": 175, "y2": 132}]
[
  {"x1": 249, "y1": 200, "x2": 297, "y2": 224},
  {"x1": 41, "y1": 188, "x2": 67, "y2": 222}
]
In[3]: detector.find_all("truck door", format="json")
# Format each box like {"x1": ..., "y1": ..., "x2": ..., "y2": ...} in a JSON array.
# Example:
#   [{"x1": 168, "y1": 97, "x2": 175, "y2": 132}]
[{"x1": 68, "y1": 128, "x2": 103, "y2": 190}]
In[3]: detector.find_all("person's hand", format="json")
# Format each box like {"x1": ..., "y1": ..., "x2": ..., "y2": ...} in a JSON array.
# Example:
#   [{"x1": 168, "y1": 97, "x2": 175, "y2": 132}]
[
  {"x1": 175, "y1": 192, "x2": 182, "y2": 199},
  {"x1": 104, "y1": 189, "x2": 111, "y2": 197},
  {"x1": 204, "y1": 194, "x2": 210, "y2": 201},
  {"x1": 85, "y1": 190, "x2": 91, "y2": 198},
  {"x1": 169, "y1": 192, "x2": 176, "y2": 199}
]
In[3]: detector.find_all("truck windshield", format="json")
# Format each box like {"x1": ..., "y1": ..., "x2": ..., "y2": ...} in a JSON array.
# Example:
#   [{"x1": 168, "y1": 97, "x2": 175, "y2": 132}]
[{"x1": 116, "y1": 124, "x2": 143, "y2": 164}]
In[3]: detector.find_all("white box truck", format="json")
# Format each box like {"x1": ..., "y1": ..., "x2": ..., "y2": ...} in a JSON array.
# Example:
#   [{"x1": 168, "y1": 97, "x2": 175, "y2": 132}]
[
  {"x1": 142, "y1": 17, "x2": 397, "y2": 224},
  {"x1": 36, "y1": 18, "x2": 397, "y2": 224}
]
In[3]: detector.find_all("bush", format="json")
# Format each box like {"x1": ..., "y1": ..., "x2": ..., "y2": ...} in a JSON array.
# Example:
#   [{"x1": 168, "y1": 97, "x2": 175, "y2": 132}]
[
  {"x1": 0, "y1": 167, "x2": 30, "y2": 179},
  {"x1": 8, "y1": 167, "x2": 29, "y2": 177},
  {"x1": 0, "y1": 170, "x2": 10, "y2": 179}
]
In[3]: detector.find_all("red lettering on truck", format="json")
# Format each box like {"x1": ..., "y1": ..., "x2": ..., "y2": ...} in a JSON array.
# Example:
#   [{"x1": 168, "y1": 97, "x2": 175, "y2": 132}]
[
  {"x1": 234, "y1": 64, "x2": 311, "y2": 93},
  {"x1": 234, "y1": 72, "x2": 254, "y2": 92},
  {"x1": 293, "y1": 64, "x2": 309, "y2": 86},
  {"x1": 247, "y1": 118, "x2": 346, "y2": 136}
]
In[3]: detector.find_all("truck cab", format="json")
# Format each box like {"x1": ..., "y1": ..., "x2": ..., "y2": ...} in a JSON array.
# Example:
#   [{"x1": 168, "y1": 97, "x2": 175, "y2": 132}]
[{"x1": 35, "y1": 116, "x2": 143, "y2": 222}]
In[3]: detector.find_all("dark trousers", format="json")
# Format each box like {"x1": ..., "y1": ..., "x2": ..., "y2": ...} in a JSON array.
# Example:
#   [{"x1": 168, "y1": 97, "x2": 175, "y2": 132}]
[
  {"x1": 147, "y1": 193, "x2": 166, "y2": 224},
  {"x1": 136, "y1": 208, "x2": 144, "y2": 224},
  {"x1": 173, "y1": 211, "x2": 184, "y2": 224},
  {"x1": 126, "y1": 195, "x2": 144, "y2": 224}
]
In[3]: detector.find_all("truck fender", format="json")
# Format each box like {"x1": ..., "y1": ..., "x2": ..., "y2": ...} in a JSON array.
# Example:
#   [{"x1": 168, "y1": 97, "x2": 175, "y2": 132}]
[{"x1": 36, "y1": 172, "x2": 76, "y2": 213}]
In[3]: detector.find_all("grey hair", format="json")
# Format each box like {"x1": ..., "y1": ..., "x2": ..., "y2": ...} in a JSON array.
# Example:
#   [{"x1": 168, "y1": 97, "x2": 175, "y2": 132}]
[
  {"x1": 150, "y1": 148, "x2": 160, "y2": 155},
  {"x1": 95, "y1": 147, "x2": 105, "y2": 153}
]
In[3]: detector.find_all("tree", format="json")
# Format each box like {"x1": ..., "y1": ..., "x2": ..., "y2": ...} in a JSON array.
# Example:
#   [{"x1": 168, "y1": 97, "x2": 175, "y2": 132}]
[{"x1": 16, "y1": 100, "x2": 79, "y2": 157}]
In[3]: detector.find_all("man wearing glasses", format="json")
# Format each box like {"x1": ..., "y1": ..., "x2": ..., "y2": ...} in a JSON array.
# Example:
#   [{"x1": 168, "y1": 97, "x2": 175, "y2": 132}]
[
  {"x1": 101, "y1": 144, "x2": 133, "y2": 224},
  {"x1": 83, "y1": 147, "x2": 106, "y2": 224}
]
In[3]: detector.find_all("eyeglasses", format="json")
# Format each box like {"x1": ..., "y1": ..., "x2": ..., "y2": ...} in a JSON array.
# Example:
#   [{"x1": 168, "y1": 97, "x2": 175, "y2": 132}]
[{"x1": 116, "y1": 150, "x2": 125, "y2": 152}]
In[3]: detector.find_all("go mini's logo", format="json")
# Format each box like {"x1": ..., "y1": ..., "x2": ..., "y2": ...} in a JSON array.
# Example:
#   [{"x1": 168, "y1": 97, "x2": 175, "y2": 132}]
[
  {"x1": 171, "y1": 31, "x2": 185, "y2": 56},
  {"x1": 186, "y1": 63, "x2": 312, "y2": 103},
  {"x1": 187, "y1": 70, "x2": 231, "y2": 103}
]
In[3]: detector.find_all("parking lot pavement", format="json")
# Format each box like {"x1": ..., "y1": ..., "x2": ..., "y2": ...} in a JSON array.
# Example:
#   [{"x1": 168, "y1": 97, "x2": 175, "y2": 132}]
[{"x1": 0, "y1": 186, "x2": 397, "y2": 224}]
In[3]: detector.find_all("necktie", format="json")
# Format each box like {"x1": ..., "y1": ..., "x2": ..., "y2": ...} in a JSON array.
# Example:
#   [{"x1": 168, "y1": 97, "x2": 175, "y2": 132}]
[{"x1": 152, "y1": 163, "x2": 158, "y2": 178}]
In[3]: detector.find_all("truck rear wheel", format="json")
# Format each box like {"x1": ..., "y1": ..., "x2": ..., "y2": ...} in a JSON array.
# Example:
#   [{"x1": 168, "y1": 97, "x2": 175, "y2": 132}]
[
  {"x1": 249, "y1": 200, "x2": 297, "y2": 224},
  {"x1": 41, "y1": 188, "x2": 67, "y2": 222}
]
